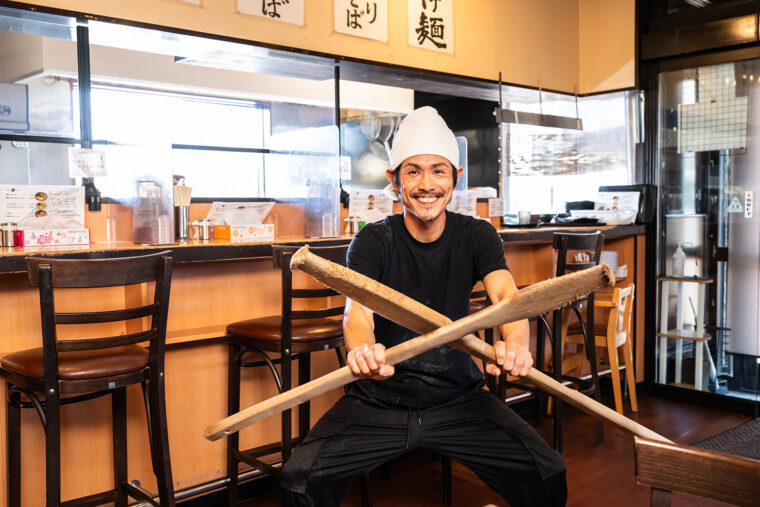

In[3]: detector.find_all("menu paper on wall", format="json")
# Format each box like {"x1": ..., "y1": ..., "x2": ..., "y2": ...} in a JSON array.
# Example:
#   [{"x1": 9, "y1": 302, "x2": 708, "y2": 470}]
[
  {"x1": 348, "y1": 190, "x2": 393, "y2": 223},
  {"x1": 0, "y1": 185, "x2": 85, "y2": 225},
  {"x1": 334, "y1": 0, "x2": 388, "y2": 42},
  {"x1": 408, "y1": 0, "x2": 454, "y2": 54},
  {"x1": 68, "y1": 147, "x2": 107, "y2": 178},
  {"x1": 239, "y1": 0, "x2": 304, "y2": 25}
]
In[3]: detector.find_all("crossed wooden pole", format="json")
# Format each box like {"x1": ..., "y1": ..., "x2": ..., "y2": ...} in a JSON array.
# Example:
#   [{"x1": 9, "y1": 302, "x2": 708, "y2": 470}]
[{"x1": 205, "y1": 246, "x2": 670, "y2": 444}]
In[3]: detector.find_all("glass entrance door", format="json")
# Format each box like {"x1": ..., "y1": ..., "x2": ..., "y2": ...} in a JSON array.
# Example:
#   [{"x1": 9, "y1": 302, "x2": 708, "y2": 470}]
[{"x1": 657, "y1": 60, "x2": 759, "y2": 405}]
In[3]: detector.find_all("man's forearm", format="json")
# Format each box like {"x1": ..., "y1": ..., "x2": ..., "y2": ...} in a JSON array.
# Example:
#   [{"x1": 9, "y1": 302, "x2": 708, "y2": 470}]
[
  {"x1": 500, "y1": 318, "x2": 530, "y2": 348},
  {"x1": 343, "y1": 298, "x2": 376, "y2": 351}
]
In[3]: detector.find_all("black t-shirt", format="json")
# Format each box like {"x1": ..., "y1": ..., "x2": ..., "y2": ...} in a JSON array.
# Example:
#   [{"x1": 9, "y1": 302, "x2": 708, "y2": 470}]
[{"x1": 346, "y1": 211, "x2": 509, "y2": 408}]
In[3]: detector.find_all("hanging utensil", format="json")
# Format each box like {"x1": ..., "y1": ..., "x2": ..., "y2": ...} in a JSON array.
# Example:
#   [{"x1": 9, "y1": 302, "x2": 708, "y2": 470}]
[
  {"x1": 357, "y1": 112, "x2": 380, "y2": 159},
  {"x1": 377, "y1": 115, "x2": 395, "y2": 160}
]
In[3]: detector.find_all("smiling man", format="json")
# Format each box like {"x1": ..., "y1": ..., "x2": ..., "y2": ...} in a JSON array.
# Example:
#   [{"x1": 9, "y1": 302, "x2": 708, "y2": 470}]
[{"x1": 281, "y1": 107, "x2": 567, "y2": 507}]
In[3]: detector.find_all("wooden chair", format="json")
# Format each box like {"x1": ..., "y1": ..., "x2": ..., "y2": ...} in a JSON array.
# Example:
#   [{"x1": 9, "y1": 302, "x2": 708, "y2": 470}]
[
  {"x1": 634, "y1": 436, "x2": 760, "y2": 506},
  {"x1": 551, "y1": 231, "x2": 605, "y2": 451},
  {"x1": 564, "y1": 284, "x2": 638, "y2": 414},
  {"x1": 225, "y1": 244, "x2": 348, "y2": 505},
  {"x1": 470, "y1": 287, "x2": 495, "y2": 393},
  {"x1": 1, "y1": 252, "x2": 175, "y2": 507}
]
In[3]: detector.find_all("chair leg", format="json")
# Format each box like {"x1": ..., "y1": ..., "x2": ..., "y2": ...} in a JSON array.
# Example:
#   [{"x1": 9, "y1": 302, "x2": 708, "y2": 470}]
[
  {"x1": 145, "y1": 370, "x2": 176, "y2": 507},
  {"x1": 581, "y1": 304, "x2": 604, "y2": 443},
  {"x1": 281, "y1": 350, "x2": 293, "y2": 462},
  {"x1": 483, "y1": 328, "x2": 497, "y2": 394},
  {"x1": 534, "y1": 318, "x2": 546, "y2": 425},
  {"x1": 112, "y1": 387, "x2": 128, "y2": 507},
  {"x1": 622, "y1": 339, "x2": 639, "y2": 412},
  {"x1": 7, "y1": 387, "x2": 21, "y2": 507},
  {"x1": 441, "y1": 456, "x2": 452, "y2": 505},
  {"x1": 45, "y1": 384, "x2": 62, "y2": 507},
  {"x1": 297, "y1": 353, "x2": 311, "y2": 440},
  {"x1": 551, "y1": 308, "x2": 563, "y2": 453},
  {"x1": 606, "y1": 340, "x2": 624, "y2": 414},
  {"x1": 359, "y1": 474, "x2": 373, "y2": 507},
  {"x1": 651, "y1": 487, "x2": 672, "y2": 507},
  {"x1": 227, "y1": 344, "x2": 242, "y2": 505}
]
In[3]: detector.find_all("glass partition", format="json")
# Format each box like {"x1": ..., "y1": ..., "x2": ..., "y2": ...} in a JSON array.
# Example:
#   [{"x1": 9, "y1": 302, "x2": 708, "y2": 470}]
[
  {"x1": 656, "y1": 60, "x2": 759, "y2": 405},
  {"x1": 500, "y1": 90, "x2": 638, "y2": 215}
]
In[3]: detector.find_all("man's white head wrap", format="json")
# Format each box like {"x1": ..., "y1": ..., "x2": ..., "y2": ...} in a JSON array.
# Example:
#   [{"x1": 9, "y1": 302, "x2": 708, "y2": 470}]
[{"x1": 389, "y1": 106, "x2": 459, "y2": 169}]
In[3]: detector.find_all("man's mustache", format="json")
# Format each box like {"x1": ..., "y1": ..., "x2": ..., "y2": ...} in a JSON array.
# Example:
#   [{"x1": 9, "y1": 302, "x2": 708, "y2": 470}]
[{"x1": 410, "y1": 191, "x2": 444, "y2": 198}]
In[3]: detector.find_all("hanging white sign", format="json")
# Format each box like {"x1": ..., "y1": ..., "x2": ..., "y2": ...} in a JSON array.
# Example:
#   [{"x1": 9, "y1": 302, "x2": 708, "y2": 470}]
[
  {"x1": 239, "y1": 0, "x2": 304, "y2": 26},
  {"x1": 408, "y1": 0, "x2": 453, "y2": 54},
  {"x1": 179, "y1": 0, "x2": 201, "y2": 5},
  {"x1": 334, "y1": 0, "x2": 388, "y2": 42}
]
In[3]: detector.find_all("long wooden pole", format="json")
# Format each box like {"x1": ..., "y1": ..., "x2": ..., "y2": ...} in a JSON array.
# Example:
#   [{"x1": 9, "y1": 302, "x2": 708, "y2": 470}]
[
  {"x1": 290, "y1": 246, "x2": 671, "y2": 444},
  {"x1": 204, "y1": 259, "x2": 613, "y2": 441}
]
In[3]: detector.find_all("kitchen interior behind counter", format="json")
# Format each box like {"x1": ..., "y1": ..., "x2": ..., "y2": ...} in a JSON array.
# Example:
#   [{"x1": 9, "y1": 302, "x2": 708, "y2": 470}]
[{"x1": 0, "y1": 3, "x2": 637, "y2": 231}]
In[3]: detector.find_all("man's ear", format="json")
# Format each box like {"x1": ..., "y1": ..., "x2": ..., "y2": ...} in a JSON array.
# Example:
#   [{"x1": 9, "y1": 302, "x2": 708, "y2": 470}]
[{"x1": 386, "y1": 169, "x2": 399, "y2": 192}]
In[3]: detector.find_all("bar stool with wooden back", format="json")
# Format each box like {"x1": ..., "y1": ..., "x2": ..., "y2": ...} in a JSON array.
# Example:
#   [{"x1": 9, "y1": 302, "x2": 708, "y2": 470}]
[
  {"x1": 563, "y1": 284, "x2": 638, "y2": 414},
  {"x1": 225, "y1": 244, "x2": 348, "y2": 504},
  {"x1": 551, "y1": 231, "x2": 605, "y2": 452},
  {"x1": 1, "y1": 251, "x2": 175, "y2": 507}
]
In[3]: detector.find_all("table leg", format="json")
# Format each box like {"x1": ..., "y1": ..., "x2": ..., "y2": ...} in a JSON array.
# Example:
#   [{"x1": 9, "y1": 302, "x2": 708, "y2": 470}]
[
  {"x1": 675, "y1": 281, "x2": 683, "y2": 384},
  {"x1": 658, "y1": 281, "x2": 669, "y2": 384},
  {"x1": 694, "y1": 284, "x2": 706, "y2": 391}
]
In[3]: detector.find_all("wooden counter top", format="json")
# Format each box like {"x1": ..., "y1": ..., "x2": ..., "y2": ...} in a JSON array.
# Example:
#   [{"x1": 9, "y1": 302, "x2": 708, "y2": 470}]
[{"x1": 0, "y1": 224, "x2": 645, "y2": 274}]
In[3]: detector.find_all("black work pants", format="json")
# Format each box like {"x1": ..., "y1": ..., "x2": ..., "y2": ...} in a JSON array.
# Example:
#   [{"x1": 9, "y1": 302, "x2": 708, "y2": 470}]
[{"x1": 281, "y1": 388, "x2": 566, "y2": 507}]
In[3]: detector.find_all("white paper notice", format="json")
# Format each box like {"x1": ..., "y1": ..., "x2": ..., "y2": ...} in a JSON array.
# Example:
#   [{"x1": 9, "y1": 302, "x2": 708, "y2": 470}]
[
  {"x1": 348, "y1": 190, "x2": 393, "y2": 223},
  {"x1": 488, "y1": 198, "x2": 504, "y2": 218},
  {"x1": 595, "y1": 192, "x2": 640, "y2": 213},
  {"x1": 408, "y1": 0, "x2": 453, "y2": 54},
  {"x1": 447, "y1": 190, "x2": 476, "y2": 216},
  {"x1": 0, "y1": 185, "x2": 85, "y2": 225},
  {"x1": 334, "y1": 0, "x2": 388, "y2": 42},
  {"x1": 239, "y1": 0, "x2": 304, "y2": 25},
  {"x1": 68, "y1": 147, "x2": 107, "y2": 178},
  {"x1": 204, "y1": 202, "x2": 275, "y2": 225},
  {"x1": 340, "y1": 155, "x2": 352, "y2": 180}
]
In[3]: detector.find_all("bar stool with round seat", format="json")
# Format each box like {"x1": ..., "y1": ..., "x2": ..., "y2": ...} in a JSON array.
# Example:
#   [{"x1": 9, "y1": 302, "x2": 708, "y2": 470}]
[
  {"x1": 225, "y1": 244, "x2": 348, "y2": 505},
  {"x1": 1, "y1": 252, "x2": 176, "y2": 507}
]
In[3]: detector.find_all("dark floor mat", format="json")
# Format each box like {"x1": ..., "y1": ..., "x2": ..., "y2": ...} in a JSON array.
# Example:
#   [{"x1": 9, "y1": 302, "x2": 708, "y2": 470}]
[{"x1": 693, "y1": 418, "x2": 760, "y2": 461}]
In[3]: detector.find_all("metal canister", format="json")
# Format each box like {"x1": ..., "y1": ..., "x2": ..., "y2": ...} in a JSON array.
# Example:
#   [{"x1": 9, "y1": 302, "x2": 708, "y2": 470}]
[
  {"x1": 175, "y1": 206, "x2": 190, "y2": 240},
  {"x1": 343, "y1": 216, "x2": 361, "y2": 234},
  {"x1": 1, "y1": 222, "x2": 18, "y2": 247},
  {"x1": 191, "y1": 220, "x2": 213, "y2": 241}
]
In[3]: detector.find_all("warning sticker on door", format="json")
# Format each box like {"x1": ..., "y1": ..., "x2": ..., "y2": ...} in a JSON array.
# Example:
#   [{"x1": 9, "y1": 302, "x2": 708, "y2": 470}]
[
  {"x1": 728, "y1": 196, "x2": 743, "y2": 213},
  {"x1": 746, "y1": 191, "x2": 753, "y2": 218}
]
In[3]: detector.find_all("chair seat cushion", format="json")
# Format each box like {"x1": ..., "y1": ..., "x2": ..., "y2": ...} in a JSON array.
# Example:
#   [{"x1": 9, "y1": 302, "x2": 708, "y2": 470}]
[
  {"x1": 227, "y1": 316, "x2": 343, "y2": 343},
  {"x1": 1, "y1": 345, "x2": 149, "y2": 380}
]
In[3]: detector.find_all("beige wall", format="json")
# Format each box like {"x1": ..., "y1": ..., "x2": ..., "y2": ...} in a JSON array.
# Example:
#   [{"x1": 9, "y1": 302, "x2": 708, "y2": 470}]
[
  {"x1": 14, "y1": 0, "x2": 635, "y2": 94},
  {"x1": 579, "y1": 0, "x2": 636, "y2": 93}
]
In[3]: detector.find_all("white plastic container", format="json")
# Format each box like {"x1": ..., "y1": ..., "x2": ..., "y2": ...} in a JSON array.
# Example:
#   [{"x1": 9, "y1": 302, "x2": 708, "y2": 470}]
[{"x1": 672, "y1": 244, "x2": 685, "y2": 276}]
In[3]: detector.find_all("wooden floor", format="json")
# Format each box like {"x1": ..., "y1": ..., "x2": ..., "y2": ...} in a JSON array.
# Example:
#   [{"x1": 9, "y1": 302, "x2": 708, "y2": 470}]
[{"x1": 242, "y1": 391, "x2": 752, "y2": 507}]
